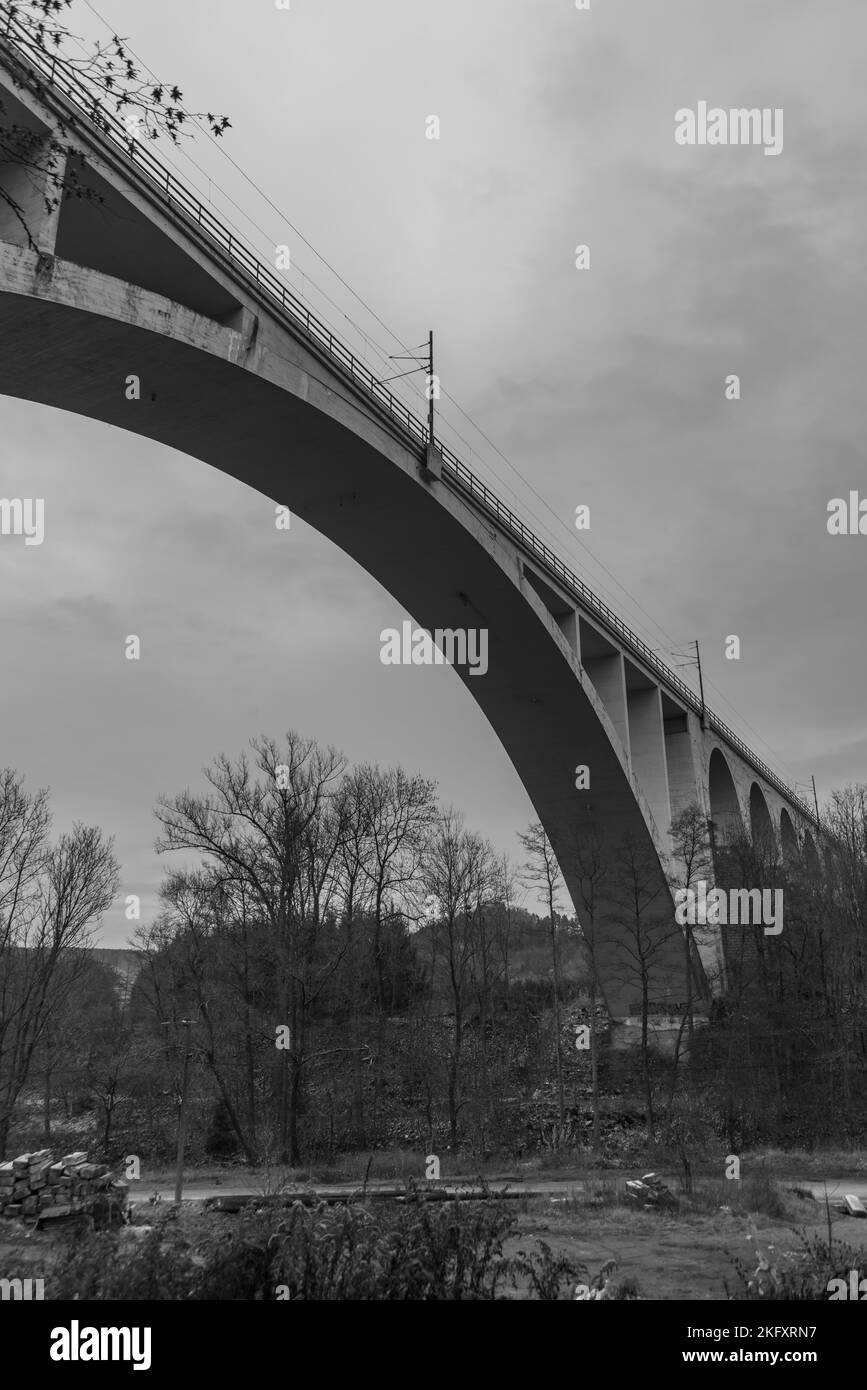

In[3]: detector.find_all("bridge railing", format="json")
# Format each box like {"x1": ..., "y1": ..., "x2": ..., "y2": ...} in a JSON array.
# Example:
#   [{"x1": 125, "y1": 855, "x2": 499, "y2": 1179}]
[
  {"x1": 0, "y1": 11, "x2": 430, "y2": 448},
  {"x1": 0, "y1": 13, "x2": 816, "y2": 825}
]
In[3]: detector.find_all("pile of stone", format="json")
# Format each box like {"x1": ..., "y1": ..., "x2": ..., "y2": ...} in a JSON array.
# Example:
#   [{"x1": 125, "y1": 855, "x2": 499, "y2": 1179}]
[{"x1": 0, "y1": 1149, "x2": 128, "y2": 1225}]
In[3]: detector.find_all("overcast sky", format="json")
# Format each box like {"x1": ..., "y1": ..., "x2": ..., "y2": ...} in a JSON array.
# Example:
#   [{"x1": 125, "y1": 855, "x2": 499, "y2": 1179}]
[{"x1": 2, "y1": 0, "x2": 865, "y2": 945}]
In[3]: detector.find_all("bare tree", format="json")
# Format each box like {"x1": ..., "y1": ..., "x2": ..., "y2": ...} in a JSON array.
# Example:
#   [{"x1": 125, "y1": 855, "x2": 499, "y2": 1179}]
[
  {"x1": 491, "y1": 853, "x2": 521, "y2": 1005},
  {"x1": 608, "y1": 833, "x2": 677, "y2": 1145},
  {"x1": 155, "y1": 733, "x2": 346, "y2": 1165},
  {"x1": 564, "y1": 825, "x2": 610, "y2": 1152},
  {"x1": 423, "y1": 810, "x2": 495, "y2": 1151},
  {"x1": 518, "y1": 822, "x2": 567, "y2": 1130},
  {"x1": 0, "y1": 0, "x2": 229, "y2": 248},
  {"x1": 352, "y1": 764, "x2": 437, "y2": 1131},
  {"x1": 0, "y1": 768, "x2": 118, "y2": 1155},
  {"x1": 666, "y1": 802, "x2": 714, "y2": 1100}
]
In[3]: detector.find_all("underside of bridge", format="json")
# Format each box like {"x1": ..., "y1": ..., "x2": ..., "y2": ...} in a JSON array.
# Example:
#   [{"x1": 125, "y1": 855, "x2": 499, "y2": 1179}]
[{"x1": 0, "y1": 49, "x2": 817, "y2": 1041}]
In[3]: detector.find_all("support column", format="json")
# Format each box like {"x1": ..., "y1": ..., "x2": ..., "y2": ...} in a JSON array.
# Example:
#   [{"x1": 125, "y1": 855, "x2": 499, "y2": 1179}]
[
  {"x1": 664, "y1": 708, "x2": 699, "y2": 824},
  {"x1": 583, "y1": 650, "x2": 630, "y2": 762},
  {"x1": 556, "y1": 609, "x2": 580, "y2": 660},
  {"x1": 627, "y1": 684, "x2": 671, "y2": 839}
]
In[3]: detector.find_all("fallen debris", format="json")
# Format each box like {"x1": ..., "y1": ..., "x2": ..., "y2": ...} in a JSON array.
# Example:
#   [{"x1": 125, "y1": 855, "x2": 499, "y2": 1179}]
[
  {"x1": 205, "y1": 1183, "x2": 534, "y2": 1213},
  {"x1": 625, "y1": 1172, "x2": 678, "y2": 1209}
]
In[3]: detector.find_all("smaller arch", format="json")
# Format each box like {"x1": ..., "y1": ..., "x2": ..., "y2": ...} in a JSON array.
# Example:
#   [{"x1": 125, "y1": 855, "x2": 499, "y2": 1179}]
[
  {"x1": 708, "y1": 748, "x2": 743, "y2": 848},
  {"x1": 803, "y1": 830, "x2": 820, "y2": 875},
  {"x1": 780, "y1": 809, "x2": 798, "y2": 863},
  {"x1": 749, "y1": 782, "x2": 775, "y2": 849}
]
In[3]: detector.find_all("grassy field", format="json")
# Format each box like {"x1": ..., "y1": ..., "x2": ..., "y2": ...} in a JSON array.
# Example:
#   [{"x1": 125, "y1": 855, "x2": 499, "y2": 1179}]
[{"x1": 503, "y1": 1181, "x2": 864, "y2": 1300}]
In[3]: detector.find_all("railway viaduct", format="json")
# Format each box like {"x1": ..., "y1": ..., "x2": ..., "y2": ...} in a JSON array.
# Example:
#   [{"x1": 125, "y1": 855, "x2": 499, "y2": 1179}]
[{"x1": 0, "y1": 22, "x2": 822, "y2": 1041}]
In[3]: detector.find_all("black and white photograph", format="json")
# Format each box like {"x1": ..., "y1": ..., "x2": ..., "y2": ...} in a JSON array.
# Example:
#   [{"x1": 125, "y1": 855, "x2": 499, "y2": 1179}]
[{"x1": 0, "y1": 0, "x2": 865, "y2": 1361}]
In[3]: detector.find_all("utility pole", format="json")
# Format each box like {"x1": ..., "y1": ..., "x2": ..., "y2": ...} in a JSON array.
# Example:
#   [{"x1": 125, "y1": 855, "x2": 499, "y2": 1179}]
[
  {"x1": 694, "y1": 640, "x2": 706, "y2": 730},
  {"x1": 428, "y1": 329, "x2": 435, "y2": 447},
  {"x1": 384, "y1": 332, "x2": 440, "y2": 476},
  {"x1": 811, "y1": 775, "x2": 821, "y2": 830},
  {"x1": 174, "y1": 1019, "x2": 191, "y2": 1206}
]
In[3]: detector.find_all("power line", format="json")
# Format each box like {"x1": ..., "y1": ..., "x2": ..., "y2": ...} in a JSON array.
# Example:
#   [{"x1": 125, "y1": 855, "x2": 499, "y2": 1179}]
[
  {"x1": 70, "y1": 0, "x2": 800, "y2": 785},
  {"x1": 72, "y1": 0, "x2": 686, "y2": 654}
]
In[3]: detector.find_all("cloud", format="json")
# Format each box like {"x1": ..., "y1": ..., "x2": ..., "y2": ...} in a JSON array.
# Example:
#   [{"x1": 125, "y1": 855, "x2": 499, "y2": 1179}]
[{"x1": 2, "y1": 0, "x2": 865, "y2": 942}]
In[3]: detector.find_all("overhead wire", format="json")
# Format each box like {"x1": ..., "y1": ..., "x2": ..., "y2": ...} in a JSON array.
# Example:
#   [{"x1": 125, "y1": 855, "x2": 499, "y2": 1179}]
[
  {"x1": 73, "y1": 0, "x2": 688, "y2": 654},
  {"x1": 70, "y1": 0, "x2": 802, "y2": 790}
]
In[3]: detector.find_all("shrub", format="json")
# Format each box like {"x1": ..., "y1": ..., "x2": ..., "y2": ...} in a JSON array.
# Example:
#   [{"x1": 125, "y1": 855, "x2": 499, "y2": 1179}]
[
  {"x1": 727, "y1": 1224, "x2": 867, "y2": 1300},
  {"x1": 47, "y1": 1224, "x2": 198, "y2": 1301},
  {"x1": 43, "y1": 1194, "x2": 595, "y2": 1300}
]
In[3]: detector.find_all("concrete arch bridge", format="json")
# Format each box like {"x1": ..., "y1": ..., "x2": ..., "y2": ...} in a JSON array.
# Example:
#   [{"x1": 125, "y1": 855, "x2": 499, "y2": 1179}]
[{"x1": 0, "y1": 22, "x2": 821, "y2": 1043}]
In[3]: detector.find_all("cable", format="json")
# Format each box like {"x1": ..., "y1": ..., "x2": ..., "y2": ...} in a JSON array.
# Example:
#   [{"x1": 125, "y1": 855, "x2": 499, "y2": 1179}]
[
  {"x1": 438, "y1": 380, "x2": 685, "y2": 655},
  {"x1": 73, "y1": 0, "x2": 682, "y2": 653},
  {"x1": 66, "y1": 4, "x2": 432, "y2": 404},
  {"x1": 68, "y1": 0, "x2": 802, "y2": 787},
  {"x1": 647, "y1": 645, "x2": 799, "y2": 783}
]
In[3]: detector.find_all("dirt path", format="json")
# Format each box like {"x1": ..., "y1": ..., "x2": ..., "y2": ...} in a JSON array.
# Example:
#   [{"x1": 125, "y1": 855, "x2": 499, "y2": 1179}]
[{"x1": 129, "y1": 1173, "x2": 867, "y2": 1205}]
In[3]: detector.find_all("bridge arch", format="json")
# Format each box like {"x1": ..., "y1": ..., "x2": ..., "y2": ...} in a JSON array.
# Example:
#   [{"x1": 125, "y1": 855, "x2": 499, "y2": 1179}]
[
  {"x1": 803, "y1": 831, "x2": 821, "y2": 875},
  {"x1": 780, "y1": 808, "x2": 798, "y2": 862},
  {"x1": 708, "y1": 748, "x2": 743, "y2": 851},
  {"x1": 0, "y1": 36, "x2": 814, "y2": 1026},
  {"x1": 749, "y1": 782, "x2": 775, "y2": 852},
  {"x1": 0, "y1": 242, "x2": 691, "y2": 1019}
]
